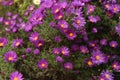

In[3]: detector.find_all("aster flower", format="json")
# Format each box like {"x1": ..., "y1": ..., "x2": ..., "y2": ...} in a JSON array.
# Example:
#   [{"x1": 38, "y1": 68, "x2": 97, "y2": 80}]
[
  {"x1": 71, "y1": 0, "x2": 85, "y2": 7},
  {"x1": 54, "y1": 11, "x2": 64, "y2": 20},
  {"x1": 65, "y1": 29, "x2": 77, "y2": 40},
  {"x1": 109, "y1": 40, "x2": 118, "y2": 48},
  {"x1": 110, "y1": 4, "x2": 120, "y2": 13},
  {"x1": 80, "y1": 45, "x2": 89, "y2": 54},
  {"x1": 88, "y1": 15, "x2": 100, "y2": 23},
  {"x1": 29, "y1": 32, "x2": 40, "y2": 42},
  {"x1": 51, "y1": 3, "x2": 62, "y2": 14},
  {"x1": 73, "y1": 8, "x2": 83, "y2": 16},
  {"x1": 72, "y1": 16, "x2": 86, "y2": 30},
  {"x1": 99, "y1": 70, "x2": 114, "y2": 80},
  {"x1": 112, "y1": 61, "x2": 120, "y2": 71},
  {"x1": 115, "y1": 25, "x2": 120, "y2": 36},
  {"x1": 23, "y1": 22, "x2": 33, "y2": 32},
  {"x1": 91, "y1": 50, "x2": 105, "y2": 65},
  {"x1": 85, "y1": 58, "x2": 94, "y2": 67},
  {"x1": 92, "y1": 27, "x2": 98, "y2": 33},
  {"x1": 64, "y1": 62, "x2": 73, "y2": 70},
  {"x1": 0, "y1": 17, "x2": 4, "y2": 23},
  {"x1": 60, "y1": 46, "x2": 70, "y2": 56},
  {"x1": 4, "y1": 51, "x2": 17, "y2": 62},
  {"x1": 54, "y1": 36, "x2": 62, "y2": 43},
  {"x1": 71, "y1": 44, "x2": 79, "y2": 52},
  {"x1": 38, "y1": 59, "x2": 48, "y2": 69},
  {"x1": 87, "y1": 5, "x2": 95, "y2": 15},
  {"x1": 100, "y1": 39, "x2": 107, "y2": 46},
  {"x1": 52, "y1": 48, "x2": 60, "y2": 55},
  {"x1": 33, "y1": 48, "x2": 40, "y2": 55},
  {"x1": 57, "y1": 20, "x2": 68, "y2": 29},
  {"x1": 56, "y1": 56, "x2": 63, "y2": 62},
  {"x1": 0, "y1": 37, "x2": 8, "y2": 47},
  {"x1": 26, "y1": 48, "x2": 32, "y2": 54},
  {"x1": 34, "y1": 39, "x2": 44, "y2": 48},
  {"x1": 10, "y1": 71, "x2": 23, "y2": 80},
  {"x1": 41, "y1": 0, "x2": 53, "y2": 8},
  {"x1": 12, "y1": 39, "x2": 23, "y2": 48}
]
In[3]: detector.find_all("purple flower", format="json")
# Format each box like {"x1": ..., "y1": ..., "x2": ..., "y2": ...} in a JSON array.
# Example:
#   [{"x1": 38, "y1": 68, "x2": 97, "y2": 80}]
[
  {"x1": 41, "y1": 0, "x2": 53, "y2": 8},
  {"x1": 4, "y1": 51, "x2": 17, "y2": 62},
  {"x1": 64, "y1": 62, "x2": 73, "y2": 70},
  {"x1": 33, "y1": 48, "x2": 40, "y2": 55},
  {"x1": 92, "y1": 27, "x2": 98, "y2": 33},
  {"x1": 0, "y1": 17, "x2": 4, "y2": 22},
  {"x1": 91, "y1": 50, "x2": 105, "y2": 65},
  {"x1": 56, "y1": 56, "x2": 63, "y2": 62},
  {"x1": 12, "y1": 39, "x2": 23, "y2": 48},
  {"x1": 10, "y1": 71, "x2": 23, "y2": 80},
  {"x1": 54, "y1": 11, "x2": 64, "y2": 20},
  {"x1": 60, "y1": 46, "x2": 70, "y2": 56},
  {"x1": 65, "y1": 29, "x2": 77, "y2": 40},
  {"x1": 33, "y1": 39, "x2": 44, "y2": 48},
  {"x1": 80, "y1": 45, "x2": 89, "y2": 54},
  {"x1": 109, "y1": 41, "x2": 118, "y2": 48},
  {"x1": 98, "y1": 70, "x2": 114, "y2": 80},
  {"x1": 110, "y1": 4, "x2": 120, "y2": 13},
  {"x1": 115, "y1": 25, "x2": 120, "y2": 36},
  {"x1": 54, "y1": 36, "x2": 61, "y2": 43},
  {"x1": 72, "y1": 16, "x2": 86, "y2": 30},
  {"x1": 38, "y1": 59, "x2": 48, "y2": 69},
  {"x1": 71, "y1": 44, "x2": 79, "y2": 52},
  {"x1": 112, "y1": 61, "x2": 120, "y2": 71},
  {"x1": 0, "y1": 37, "x2": 8, "y2": 47},
  {"x1": 85, "y1": 58, "x2": 94, "y2": 67},
  {"x1": 100, "y1": 39, "x2": 107, "y2": 46},
  {"x1": 87, "y1": 5, "x2": 95, "y2": 15},
  {"x1": 29, "y1": 32, "x2": 40, "y2": 42},
  {"x1": 88, "y1": 15, "x2": 100, "y2": 23},
  {"x1": 26, "y1": 48, "x2": 32, "y2": 53},
  {"x1": 58, "y1": 20, "x2": 68, "y2": 29},
  {"x1": 51, "y1": 3, "x2": 62, "y2": 14},
  {"x1": 23, "y1": 22, "x2": 33, "y2": 32},
  {"x1": 52, "y1": 48, "x2": 60, "y2": 55}
]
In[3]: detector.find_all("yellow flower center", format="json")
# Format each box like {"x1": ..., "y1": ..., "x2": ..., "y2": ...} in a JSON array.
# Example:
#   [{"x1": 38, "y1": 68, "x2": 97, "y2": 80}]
[
  {"x1": 113, "y1": 7, "x2": 117, "y2": 11},
  {"x1": 14, "y1": 77, "x2": 18, "y2": 80},
  {"x1": 38, "y1": 17, "x2": 42, "y2": 21},
  {"x1": 8, "y1": 57, "x2": 13, "y2": 61},
  {"x1": 96, "y1": 55, "x2": 100, "y2": 60},
  {"x1": 111, "y1": 44, "x2": 115, "y2": 47},
  {"x1": 38, "y1": 43, "x2": 42, "y2": 47},
  {"x1": 61, "y1": 24, "x2": 64, "y2": 28},
  {"x1": 69, "y1": 33, "x2": 73, "y2": 37},
  {"x1": 81, "y1": 49, "x2": 85, "y2": 53},
  {"x1": 88, "y1": 61, "x2": 92, "y2": 66},
  {"x1": 0, "y1": 42, "x2": 4, "y2": 47},
  {"x1": 5, "y1": 22, "x2": 9, "y2": 25},
  {"x1": 76, "y1": 20, "x2": 81, "y2": 25},
  {"x1": 15, "y1": 42, "x2": 20, "y2": 46},
  {"x1": 66, "y1": 66, "x2": 70, "y2": 69},
  {"x1": 34, "y1": 36, "x2": 38, "y2": 41},
  {"x1": 41, "y1": 63, "x2": 45, "y2": 67},
  {"x1": 90, "y1": 8, "x2": 93, "y2": 12},
  {"x1": 113, "y1": 64, "x2": 117, "y2": 68},
  {"x1": 105, "y1": 74, "x2": 110, "y2": 78},
  {"x1": 55, "y1": 9, "x2": 59, "y2": 13},
  {"x1": 91, "y1": 44, "x2": 95, "y2": 47},
  {"x1": 62, "y1": 50, "x2": 65, "y2": 54},
  {"x1": 58, "y1": 15, "x2": 63, "y2": 19}
]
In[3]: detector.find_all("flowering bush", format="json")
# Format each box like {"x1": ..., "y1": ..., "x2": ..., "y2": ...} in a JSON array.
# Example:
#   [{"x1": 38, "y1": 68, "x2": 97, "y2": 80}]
[{"x1": 0, "y1": 0, "x2": 120, "y2": 80}]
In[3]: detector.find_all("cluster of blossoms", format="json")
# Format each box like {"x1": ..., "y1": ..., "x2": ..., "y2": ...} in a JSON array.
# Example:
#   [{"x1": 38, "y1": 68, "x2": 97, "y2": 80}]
[{"x1": 0, "y1": 0, "x2": 120, "y2": 80}]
